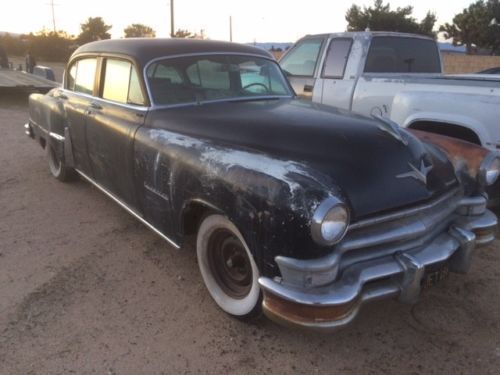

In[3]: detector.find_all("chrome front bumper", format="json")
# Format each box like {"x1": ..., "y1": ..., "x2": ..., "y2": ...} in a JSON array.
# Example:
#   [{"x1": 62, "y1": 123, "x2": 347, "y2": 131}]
[{"x1": 258, "y1": 194, "x2": 497, "y2": 331}]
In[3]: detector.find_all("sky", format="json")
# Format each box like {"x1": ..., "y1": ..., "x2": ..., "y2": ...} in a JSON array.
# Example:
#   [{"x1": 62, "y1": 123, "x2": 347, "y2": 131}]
[{"x1": 0, "y1": 0, "x2": 475, "y2": 43}]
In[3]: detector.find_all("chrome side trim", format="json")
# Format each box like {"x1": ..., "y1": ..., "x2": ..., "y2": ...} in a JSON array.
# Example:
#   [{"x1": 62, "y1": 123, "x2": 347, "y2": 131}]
[
  {"x1": 75, "y1": 169, "x2": 180, "y2": 249},
  {"x1": 49, "y1": 132, "x2": 65, "y2": 141},
  {"x1": 60, "y1": 89, "x2": 149, "y2": 112}
]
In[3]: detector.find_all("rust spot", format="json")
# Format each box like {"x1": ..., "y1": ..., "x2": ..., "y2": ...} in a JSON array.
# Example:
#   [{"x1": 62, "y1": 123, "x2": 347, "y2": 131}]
[
  {"x1": 262, "y1": 291, "x2": 358, "y2": 326},
  {"x1": 409, "y1": 129, "x2": 488, "y2": 178}
]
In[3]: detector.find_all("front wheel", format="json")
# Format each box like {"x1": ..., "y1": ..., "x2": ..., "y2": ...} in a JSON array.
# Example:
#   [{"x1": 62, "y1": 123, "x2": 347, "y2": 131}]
[
  {"x1": 196, "y1": 214, "x2": 261, "y2": 319},
  {"x1": 46, "y1": 144, "x2": 76, "y2": 182}
]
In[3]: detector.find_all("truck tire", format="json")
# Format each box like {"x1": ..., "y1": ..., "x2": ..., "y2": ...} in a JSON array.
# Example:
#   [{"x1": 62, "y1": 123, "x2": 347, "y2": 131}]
[
  {"x1": 196, "y1": 214, "x2": 262, "y2": 319},
  {"x1": 47, "y1": 144, "x2": 76, "y2": 182}
]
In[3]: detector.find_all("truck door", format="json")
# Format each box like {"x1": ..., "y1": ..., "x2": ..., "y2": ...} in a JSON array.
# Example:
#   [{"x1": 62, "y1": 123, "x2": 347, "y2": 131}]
[
  {"x1": 279, "y1": 37, "x2": 325, "y2": 99},
  {"x1": 85, "y1": 57, "x2": 148, "y2": 208},
  {"x1": 317, "y1": 38, "x2": 356, "y2": 111}
]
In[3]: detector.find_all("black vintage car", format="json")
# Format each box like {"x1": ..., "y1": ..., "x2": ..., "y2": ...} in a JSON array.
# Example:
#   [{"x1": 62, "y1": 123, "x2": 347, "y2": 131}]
[{"x1": 26, "y1": 38, "x2": 499, "y2": 331}]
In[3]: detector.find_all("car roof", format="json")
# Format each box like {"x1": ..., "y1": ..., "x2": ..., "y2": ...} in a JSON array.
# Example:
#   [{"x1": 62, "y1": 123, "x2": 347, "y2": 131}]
[{"x1": 71, "y1": 38, "x2": 273, "y2": 67}]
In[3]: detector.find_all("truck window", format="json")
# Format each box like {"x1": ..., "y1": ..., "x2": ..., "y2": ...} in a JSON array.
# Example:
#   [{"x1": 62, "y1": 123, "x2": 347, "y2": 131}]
[
  {"x1": 280, "y1": 38, "x2": 323, "y2": 77},
  {"x1": 322, "y1": 38, "x2": 353, "y2": 78},
  {"x1": 365, "y1": 37, "x2": 441, "y2": 73},
  {"x1": 102, "y1": 58, "x2": 145, "y2": 105}
]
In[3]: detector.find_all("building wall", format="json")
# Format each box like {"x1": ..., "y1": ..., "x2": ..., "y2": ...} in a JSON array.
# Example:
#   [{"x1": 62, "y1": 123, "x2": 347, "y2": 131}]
[{"x1": 441, "y1": 53, "x2": 500, "y2": 74}]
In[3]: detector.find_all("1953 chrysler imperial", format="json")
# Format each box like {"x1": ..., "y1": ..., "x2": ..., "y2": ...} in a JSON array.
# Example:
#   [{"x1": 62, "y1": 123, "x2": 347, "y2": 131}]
[{"x1": 25, "y1": 38, "x2": 499, "y2": 331}]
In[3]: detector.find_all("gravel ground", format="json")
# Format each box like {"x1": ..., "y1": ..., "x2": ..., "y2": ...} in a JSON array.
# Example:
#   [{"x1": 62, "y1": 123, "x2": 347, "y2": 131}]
[{"x1": 0, "y1": 95, "x2": 499, "y2": 374}]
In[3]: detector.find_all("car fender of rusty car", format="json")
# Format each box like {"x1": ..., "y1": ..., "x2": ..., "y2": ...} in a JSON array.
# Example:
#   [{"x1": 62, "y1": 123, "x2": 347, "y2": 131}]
[{"x1": 25, "y1": 38, "x2": 499, "y2": 331}]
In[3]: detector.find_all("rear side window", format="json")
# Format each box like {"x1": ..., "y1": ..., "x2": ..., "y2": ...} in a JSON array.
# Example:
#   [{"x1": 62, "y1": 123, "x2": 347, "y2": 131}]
[
  {"x1": 102, "y1": 58, "x2": 145, "y2": 105},
  {"x1": 322, "y1": 38, "x2": 353, "y2": 78},
  {"x1": 365, "y1": 37, "x2": 441, "y2": 73},
  {"x1": 280, "y1": 38, "x2": 323, "y2": 77},
  {"x1": 74, "y1": 58, "x2": 97, "y2": 95}
]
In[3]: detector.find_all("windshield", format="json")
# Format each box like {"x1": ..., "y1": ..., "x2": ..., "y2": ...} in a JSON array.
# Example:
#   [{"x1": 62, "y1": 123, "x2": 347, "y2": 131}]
[{"x1": 146, "y1": 54, "x2": 292, "y2": 106}]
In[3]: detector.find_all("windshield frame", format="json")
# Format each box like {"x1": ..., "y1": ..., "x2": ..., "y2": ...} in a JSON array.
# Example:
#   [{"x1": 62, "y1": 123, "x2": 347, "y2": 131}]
[{"x1": 143, "y1": 52, "x2": 295, "y2": 109}]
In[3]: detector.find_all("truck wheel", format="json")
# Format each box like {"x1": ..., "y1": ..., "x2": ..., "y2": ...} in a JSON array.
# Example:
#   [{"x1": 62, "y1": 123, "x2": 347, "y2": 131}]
[
  {"x1": 47, "y1": 145, "x2": 75, "y2": 182},
  {"x1": 196, "y1": 214, "x2": 261, "y2": 319}
]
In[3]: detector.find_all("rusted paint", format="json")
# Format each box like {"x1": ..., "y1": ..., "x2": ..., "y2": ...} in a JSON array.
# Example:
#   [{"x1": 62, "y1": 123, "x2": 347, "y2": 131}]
[
  {"x1": 409, "y1": 129, "x2": 489, "y2": 179},
  {"x1": 262, "y1": 291, "x2": 359, "y2": 326}
]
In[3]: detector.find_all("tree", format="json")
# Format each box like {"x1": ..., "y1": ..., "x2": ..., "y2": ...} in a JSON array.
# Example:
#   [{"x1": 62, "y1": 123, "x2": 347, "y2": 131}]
[
  {"x1": 172, "y1": 28, "x2": 205, "y2": 39},
  {"x1": 440, "y1": 0, "x2": 500, "y2": 55},
  {"x1": 78, "y1": 17, "x2": 112, "y2": 44},
  {"x1": 26, "y1": 29, "x2": 75, "y2": 62},
  {"x1": 124, "y1": 24, "x2": 156, "y2": 38},
  {"x1": 346, "y1": 0, "x2": 437, "y2": 38},
  {"x1": 172, "y1": 29, "x2": 193, "y2": 38}
]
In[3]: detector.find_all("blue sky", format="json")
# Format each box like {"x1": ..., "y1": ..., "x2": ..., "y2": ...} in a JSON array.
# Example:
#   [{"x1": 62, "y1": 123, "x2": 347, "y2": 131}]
[{"x1": 1, "y1": 0, "x2": 474, "y2": 42}]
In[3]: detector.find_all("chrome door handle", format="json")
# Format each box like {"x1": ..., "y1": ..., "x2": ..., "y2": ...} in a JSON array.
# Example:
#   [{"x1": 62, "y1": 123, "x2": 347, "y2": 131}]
[{"x1": 90, "y1": 102, "x2": 102, "y2": 110}]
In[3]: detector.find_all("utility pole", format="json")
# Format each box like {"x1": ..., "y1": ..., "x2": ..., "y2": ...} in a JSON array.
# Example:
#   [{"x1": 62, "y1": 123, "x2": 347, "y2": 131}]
[
  {"x1": 229, "y1": 16, "x2": 233, "y2": 42},
  {"x1": 47, "y1": 0, "x2": 57, "y2": 32},
  {"x1": 170, "y1": 0, "x2": 175, "y2": 37}
]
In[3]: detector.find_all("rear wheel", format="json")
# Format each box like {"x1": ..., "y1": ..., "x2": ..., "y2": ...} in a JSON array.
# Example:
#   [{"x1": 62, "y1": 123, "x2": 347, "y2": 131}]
[
  {"x1": 196, "y1": 214, "x2": 261, "y2": 319},
  {"x1": 46, "y1": 144, "x2": 76, "y2": 182}
]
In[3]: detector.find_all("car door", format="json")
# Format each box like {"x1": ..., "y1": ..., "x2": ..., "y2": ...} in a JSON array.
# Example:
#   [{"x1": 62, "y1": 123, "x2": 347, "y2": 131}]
[
  {"x1": 62, "y1": 57, "x2": 98, "y2": 175},
  {"x1": 85, "y1": 57, "x2": 148, "y2": 208},
  {"x1": 317, "y1": 38, "x2": 356, "y2": 111},
  {"x1": 279, "y1": 37, "x2": 325, "y2": 99}
]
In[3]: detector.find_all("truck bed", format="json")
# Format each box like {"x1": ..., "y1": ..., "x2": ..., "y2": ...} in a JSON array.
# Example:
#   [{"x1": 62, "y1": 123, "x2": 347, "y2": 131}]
[{"x1": 0, "y1": 68, "x2": 59, "y2": 93}]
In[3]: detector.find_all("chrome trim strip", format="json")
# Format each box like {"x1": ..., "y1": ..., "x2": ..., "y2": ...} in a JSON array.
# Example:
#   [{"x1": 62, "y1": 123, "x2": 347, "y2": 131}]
[
  {"x1": 149, "y1": 95, "x2": 293, "y2": 111},
  {"x1": 49, "y1": 132, "x2": 65, "y2": 141},
  {"x1": 60, "y1": 89, "x2": 149, "y2": 112},
  {"x1": 75, "y1": 169, "x2": 181, "y2": 249},
  {"x1": 349, "y1": 188, "x2": 460, "y2": 230}
]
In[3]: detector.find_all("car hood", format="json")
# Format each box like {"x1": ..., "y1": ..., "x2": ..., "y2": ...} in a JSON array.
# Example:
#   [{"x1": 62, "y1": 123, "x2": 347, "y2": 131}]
[{"x1": 147, "y1": 98, "x2": 458, "y2": 220}]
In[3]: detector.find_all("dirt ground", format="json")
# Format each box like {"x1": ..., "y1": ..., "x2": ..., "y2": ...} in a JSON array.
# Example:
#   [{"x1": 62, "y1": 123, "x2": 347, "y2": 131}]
[{"x1": 0, "y1": 95, "x2": 499, "y2": 375}]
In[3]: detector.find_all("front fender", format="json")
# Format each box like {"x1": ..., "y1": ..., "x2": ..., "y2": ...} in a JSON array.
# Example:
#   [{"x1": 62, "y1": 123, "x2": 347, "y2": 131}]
[{"x1": 137, "y1": 128, "x2": 344, "y2": 277}]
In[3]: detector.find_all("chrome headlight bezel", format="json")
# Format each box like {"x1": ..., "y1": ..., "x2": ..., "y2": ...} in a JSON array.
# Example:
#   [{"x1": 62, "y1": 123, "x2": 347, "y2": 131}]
[
  {"x1": 311, "y1": 197, "x2": 350, "y2": 246},
  {"x1": 479, "y1": 152, "x2": 500, "y2": 187}
]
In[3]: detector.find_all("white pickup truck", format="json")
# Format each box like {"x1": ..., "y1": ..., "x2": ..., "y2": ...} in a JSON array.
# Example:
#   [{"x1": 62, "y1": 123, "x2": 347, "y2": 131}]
[{"x1": 280, "y1": 32, "x2": 500, "y2": 150}]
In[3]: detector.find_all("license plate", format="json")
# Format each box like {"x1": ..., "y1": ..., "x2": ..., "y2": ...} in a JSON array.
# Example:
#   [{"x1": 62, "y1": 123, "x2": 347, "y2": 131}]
[{"x1": 422, "y1": 264, "x2": 449, "y2": 290}]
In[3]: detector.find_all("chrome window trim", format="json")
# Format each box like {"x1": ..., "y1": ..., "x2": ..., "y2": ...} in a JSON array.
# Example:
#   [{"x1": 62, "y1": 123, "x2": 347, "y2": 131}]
[
  {"x1": 149, "y1": 95, "x2": 293, "y2": 111},
  {"x1": 76, "y1": 169, "x2": 180, "y2": 249},
  {"x1": 143, "y1": 52, "x2": 293, "y2": 108},
  {"x1": 60, "y1": 88, "x2": 149, "y2": 112}
]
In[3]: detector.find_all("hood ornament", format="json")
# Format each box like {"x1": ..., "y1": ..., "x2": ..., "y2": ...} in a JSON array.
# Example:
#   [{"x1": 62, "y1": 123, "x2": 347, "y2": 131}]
[
  {"x1": 397, "y1": 159, "x2": 433, "y2": 185},
  {"x1": 372, "y1": 114, "x2": 408, "y2": 146}
]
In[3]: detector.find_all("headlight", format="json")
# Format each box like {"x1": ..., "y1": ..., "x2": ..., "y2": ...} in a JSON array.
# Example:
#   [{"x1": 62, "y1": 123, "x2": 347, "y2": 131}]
[
  {"x1": 479, "y1": 152, "x2": 500, "y2": 187},
  {"x1": 311, "y1": 197, "x2": 350, "y2": 246}
]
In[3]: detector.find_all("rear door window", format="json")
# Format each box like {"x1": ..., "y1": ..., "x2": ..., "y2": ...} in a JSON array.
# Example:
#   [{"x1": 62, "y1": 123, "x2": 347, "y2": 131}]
[
  {"x1": 102, "y1": 58, "x2": 145, "y2": 105},
  {"x1": 280, "y1": 38, "x2": 324, "y2": 77},
  {"x1": 365, "y1": 37, "x2": 441, "y2": 73},
  {"x1": 74, "y1": 58, "x2": 97, "y2": 95},
  {"x1": 322, "y1": 38, "x2": 353, "y2": 78}
]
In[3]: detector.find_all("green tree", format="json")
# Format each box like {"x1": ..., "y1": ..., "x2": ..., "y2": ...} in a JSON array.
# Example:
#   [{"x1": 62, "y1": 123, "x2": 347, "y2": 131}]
[
  {"x1": 27, "y1": 29, "x2": 76, "y2": 62},
  {"x1": 440, "y1": 0, "x2": 500, "y2": 55},
  {"x1": 77, "y1": 17, "x2": 112, "y2": 44},
  {"x1": 346, "y1": 0, "x2": 437, "y2": 38},
  {"x1": 124, "y1": 23, "x2": 156, "y2": 38}
]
